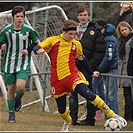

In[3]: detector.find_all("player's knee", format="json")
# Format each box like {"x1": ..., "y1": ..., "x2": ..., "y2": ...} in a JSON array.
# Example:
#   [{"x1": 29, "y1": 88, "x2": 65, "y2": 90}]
[
  {"x1": 87, "y1": 94, "x2": 96, "y2": 101},
  {"x1": 75, "y1": 83, "x2": 96, "y2": 101},
  {"x1": 83, "y1": 90, "x2": 96, "y2": 101}
]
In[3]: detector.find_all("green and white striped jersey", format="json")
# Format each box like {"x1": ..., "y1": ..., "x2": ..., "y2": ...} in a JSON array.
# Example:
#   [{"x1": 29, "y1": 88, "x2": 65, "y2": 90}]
[{"x1": 0, "y1": 23, "x2": 40, "y2": 73}]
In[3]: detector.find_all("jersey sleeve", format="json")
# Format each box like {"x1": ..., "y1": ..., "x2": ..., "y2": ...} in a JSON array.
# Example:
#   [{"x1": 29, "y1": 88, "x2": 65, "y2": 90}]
[
  {"x1": 75, "y1": 41, "x2": 83, "y2": 58},
  {"x1": 0, "y1": 29, "x2": 6, "y2": 43},
  {"x1": 38, "y1": 37, "x2": 53, "y2": 52},
  {"x1": 29, "y1": 28, "x2": 40, "y2": 44}
]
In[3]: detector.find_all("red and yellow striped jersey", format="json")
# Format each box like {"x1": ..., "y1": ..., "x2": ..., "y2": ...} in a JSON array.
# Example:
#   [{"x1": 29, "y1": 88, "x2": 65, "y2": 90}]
[{"x1": 38, "y1": 33, "x2": 83, "y2": 81}]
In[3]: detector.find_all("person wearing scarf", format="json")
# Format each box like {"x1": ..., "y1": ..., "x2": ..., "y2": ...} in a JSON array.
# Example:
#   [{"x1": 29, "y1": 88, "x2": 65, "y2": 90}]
[{"x1": 116, "y1": 21, "x2": 133, "y2": 121}]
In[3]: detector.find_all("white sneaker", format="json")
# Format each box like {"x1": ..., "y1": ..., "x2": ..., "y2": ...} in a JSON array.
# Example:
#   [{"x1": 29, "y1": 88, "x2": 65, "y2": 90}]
[
  {"x1": 114, "y1": 114, "x2": 127, "y2": 127},
  {"x1": 61, "y1": 122, "x2": 70, "y2": 132}
]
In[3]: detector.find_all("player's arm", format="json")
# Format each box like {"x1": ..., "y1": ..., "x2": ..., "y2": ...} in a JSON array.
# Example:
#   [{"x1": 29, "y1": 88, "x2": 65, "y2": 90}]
[
  {"x1": 27, "y1": 42, "x2": 38, "y2": 53},
  {"x1": 0, "y1": 29, "x2": 8, "y2": 50},
  {"x1": 28, "y1": 27, "x2": 40, "y2": 53},
  {"x1": 0, "y1": 42, "x2": 3, "y2": 47},
  {"x1": 22, "y1": 42, "x2": 39, "y2": 55},
  {"x1": 33, "y1": 37, "x2": 52, "y2": 54},
  {"x1": 33, "y1": 45, "x2": 45, "y2": 54},
  {"x1": 78, "y1": 55, "x2": 99, "y2": 77}
]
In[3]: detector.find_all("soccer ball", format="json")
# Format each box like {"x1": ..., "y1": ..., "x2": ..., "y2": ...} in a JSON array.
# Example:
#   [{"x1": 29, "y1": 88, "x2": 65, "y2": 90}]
[{"x1": 104, "y1": 118, "x2": 122, "y2": 131}]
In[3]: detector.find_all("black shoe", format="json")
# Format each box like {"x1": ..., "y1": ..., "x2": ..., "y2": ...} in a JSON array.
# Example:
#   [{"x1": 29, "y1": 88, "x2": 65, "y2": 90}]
[
  {"x1": 80, "y1": 119, "x2": 95, "y2": 126},
  {"x1": 8, "y1": 113, "x2": 16, "y2": 123},
  {"x1": 14, "y1": 99, "x2": 21, "y2": 112},
  {"x1": 71, "y1": 120, "x2": 81, "y2": 126}
]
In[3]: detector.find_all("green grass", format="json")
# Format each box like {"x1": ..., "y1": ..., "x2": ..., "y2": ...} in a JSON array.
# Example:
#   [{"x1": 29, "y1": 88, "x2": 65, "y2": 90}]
[{"x1": 0, "y1": 89, "x2": 133, "y2": 132}]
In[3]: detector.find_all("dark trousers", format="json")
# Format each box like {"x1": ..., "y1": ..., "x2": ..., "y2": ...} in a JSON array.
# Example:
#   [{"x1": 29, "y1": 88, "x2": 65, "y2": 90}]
[
  {"x1": 69, "y1": 67, "x2": 96, "y2": 124},
  {"x1": 69, "y1": 91, "x2": 79, "y2": 122},
  {"x1": 123, "y1": 86, "x2": 133, "y2": 121}
]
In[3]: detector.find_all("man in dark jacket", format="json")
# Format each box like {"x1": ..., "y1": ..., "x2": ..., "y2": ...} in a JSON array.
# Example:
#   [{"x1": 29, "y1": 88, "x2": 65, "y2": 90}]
[
  {"x1": 92, "y1": 20, "x2": 119, "y2": 120},
  {"x1": 69, "y1": 4, "x2": 106, "y2": 126}
]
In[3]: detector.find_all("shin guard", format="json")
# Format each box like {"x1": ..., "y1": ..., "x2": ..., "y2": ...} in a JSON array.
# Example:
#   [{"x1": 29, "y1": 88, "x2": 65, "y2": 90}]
[{"x1": 91, "y1": 95, "x2": 115, "y2": 118}]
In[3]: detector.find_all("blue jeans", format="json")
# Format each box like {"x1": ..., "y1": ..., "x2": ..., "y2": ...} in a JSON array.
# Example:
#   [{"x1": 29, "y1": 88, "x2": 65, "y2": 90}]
[
  {"x1": 92, "y1": 69, "x2": 118, "y2": 114},
  {"x1": 92, "y1": 76, "x2": 105, "y2": 101}
]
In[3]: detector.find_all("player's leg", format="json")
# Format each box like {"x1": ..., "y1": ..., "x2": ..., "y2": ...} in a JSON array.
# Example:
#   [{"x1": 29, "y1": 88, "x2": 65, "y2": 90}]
[
  {"x1": 75, "y1": 83, "x2": 115, "y2": 118},
  {"x1": 15, "y1": 70, "x2": 28, "y2": 112},
  {"x1": 55, "y1": 95, "x2": 71, "y2": 123},
  {"x1": 4, "y1": 73, "x2": 16, "y2": 122},
  {"x1": 75, "y1": 83, "x2": 127, "y2": 127},
  {"x1": 55, "y1": 95, "x2": 72, "y2": 131}
]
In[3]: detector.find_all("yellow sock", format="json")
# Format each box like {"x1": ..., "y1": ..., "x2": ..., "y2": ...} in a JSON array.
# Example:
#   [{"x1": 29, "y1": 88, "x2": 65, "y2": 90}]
[
  {"x1": 91, "y1": 95, "x2": 115, "y2": 118},
  {"x1": 59, "y1": 107, "x2": 72, "y2": 123}
]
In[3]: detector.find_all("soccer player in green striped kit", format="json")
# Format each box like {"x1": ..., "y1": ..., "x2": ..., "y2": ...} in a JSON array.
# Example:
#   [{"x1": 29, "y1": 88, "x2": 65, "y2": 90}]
[{"x1": 0, "y1": 6, "x2": 40, "y2": 122}]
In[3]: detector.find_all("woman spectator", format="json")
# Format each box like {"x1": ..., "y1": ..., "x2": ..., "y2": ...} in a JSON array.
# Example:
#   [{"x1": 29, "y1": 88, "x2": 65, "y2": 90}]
[{"x1": 116, "y1": 21, "x2": 133, "y2": 121}]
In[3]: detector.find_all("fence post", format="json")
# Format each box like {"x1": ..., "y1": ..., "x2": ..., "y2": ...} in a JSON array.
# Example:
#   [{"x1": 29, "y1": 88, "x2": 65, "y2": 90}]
[
  {"x1": 42, "y1": 73, "x2": 47, "y2": 112},
  {"x1": 104, "y1": 75, "x2": 109, "y2": 119}
]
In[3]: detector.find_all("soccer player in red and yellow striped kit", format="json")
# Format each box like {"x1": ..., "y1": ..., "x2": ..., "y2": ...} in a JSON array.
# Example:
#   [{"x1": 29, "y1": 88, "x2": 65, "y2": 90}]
[{"x1": 33, "y1": 19, "x2": 127, "y2": 131}]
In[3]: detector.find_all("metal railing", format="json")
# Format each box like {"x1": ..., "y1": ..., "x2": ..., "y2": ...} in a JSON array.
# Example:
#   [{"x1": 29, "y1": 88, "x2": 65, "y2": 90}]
[
  {"x1": 41, "y1": 72, "x2": 133, "y2": 125},
  {"x1": 101, "y1": 73, "x2": 133, "y2": 104},
  {"x1": 99, "y1": 73, "x2": 133, "y2": 119},
  {"x1": 1, "y1": 72, "x2": 133, "y2": 114}
]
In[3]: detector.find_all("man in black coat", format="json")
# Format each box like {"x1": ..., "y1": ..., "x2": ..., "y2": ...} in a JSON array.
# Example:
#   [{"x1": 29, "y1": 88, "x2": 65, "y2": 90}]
[{"x1": 69, "y1": 4, "x2": 106, "y2": 126}]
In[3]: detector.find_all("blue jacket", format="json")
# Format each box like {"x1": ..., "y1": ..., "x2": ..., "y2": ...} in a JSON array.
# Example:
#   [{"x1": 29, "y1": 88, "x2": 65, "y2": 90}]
[{"x1": 98, "y1": 24, "x2": 119, "y2": 73}]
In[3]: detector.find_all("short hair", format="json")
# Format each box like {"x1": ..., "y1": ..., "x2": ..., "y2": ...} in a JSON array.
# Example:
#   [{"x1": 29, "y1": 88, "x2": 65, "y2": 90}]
[
  {"x1": 77, "y1": 4, "x2": 90, "y2": 16},
  {"x1": 96, "y1": 20, "x2": 107, "y2": 29},
  {"x1": 11, "y1": 6, "x2": 25, "y2": 17},
  {"x1": 116, "y1": 21, "x2": 133, "y2": 36},
  {"x1": 63, "y1": 20, "x2": 77, "y2": 30}
]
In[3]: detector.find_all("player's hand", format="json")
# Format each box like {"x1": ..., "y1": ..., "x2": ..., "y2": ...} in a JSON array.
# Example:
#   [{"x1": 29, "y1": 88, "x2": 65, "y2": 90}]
[
  {"x1": 22, "y1": 49, "x2": 28, "y2": 55},
  {"x1": 37, "y1": 48, "x2": 45, "y2": 54},
  {"x1": 1, "y1": 44, "x2": 7, "y2": 50},
  {"x1": 92, "y1": 71, "x2": 100, "y2": 77}
]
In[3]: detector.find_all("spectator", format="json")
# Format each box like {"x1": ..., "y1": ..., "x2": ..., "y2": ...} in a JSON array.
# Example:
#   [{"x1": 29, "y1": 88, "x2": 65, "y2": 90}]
[
  {"x1": 115, "y1": 1, "x2": 133, "y2": 122},
  {"x1": 114, "y1": 2, "x2": 133, "y2": 27},
  {"x1": 116, "y1": 21, "x2": 133, "y2": 121},
  {"x1": 92, "y1": 20, "x2": 119, "y2": 120},
  {"x1": 69, "y1": 4, "x2": 106, "y2": 126}
]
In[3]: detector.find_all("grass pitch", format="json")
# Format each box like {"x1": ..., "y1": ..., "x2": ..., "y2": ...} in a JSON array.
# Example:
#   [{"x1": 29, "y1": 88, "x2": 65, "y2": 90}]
[{"x1": 0, "y1": 88, "x2": 133, "y2": 132}]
